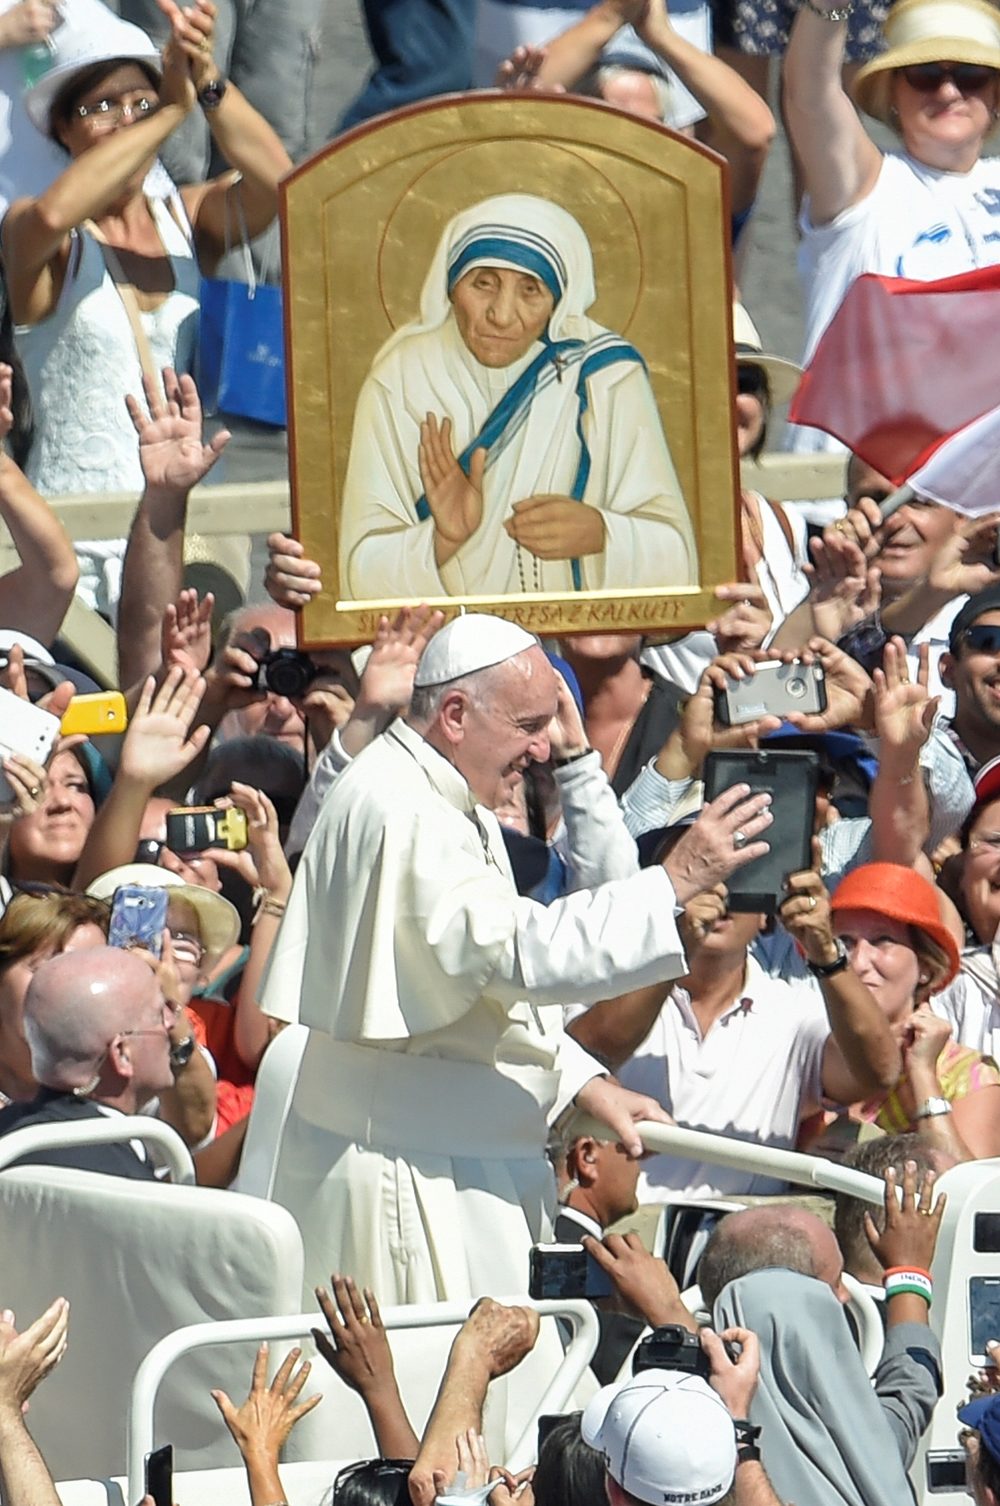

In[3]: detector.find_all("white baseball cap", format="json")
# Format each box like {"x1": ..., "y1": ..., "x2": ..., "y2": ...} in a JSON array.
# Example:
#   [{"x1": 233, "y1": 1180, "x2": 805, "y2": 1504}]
[
  {"x1": 413, "y1": 612, "x2": 537, "y2": 688},
  {"x1": 581, "y1": 1368, "x2": 737, "y2": 1506},
  {"x1": 85, "y1": 865, "x2": 240, "y2": 965}
]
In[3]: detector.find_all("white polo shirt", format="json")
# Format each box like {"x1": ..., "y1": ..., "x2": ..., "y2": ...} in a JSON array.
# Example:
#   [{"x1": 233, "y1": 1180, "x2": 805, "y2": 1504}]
[{"x1": 572, "y1": 956, "x2": 831, "y2": 1200}]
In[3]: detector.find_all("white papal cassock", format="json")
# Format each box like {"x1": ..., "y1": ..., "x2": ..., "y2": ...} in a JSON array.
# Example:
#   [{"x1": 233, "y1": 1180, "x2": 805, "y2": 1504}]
[{"x1": 261, "y1": 717, "x2": 688, "y2": 1313}]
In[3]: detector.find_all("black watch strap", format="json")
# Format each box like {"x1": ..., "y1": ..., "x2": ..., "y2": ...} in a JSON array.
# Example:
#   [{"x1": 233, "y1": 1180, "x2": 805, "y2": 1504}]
[
  {"x1": 807, "y1": 937, "x2": 850, "y2": 978},
  {"x1": 733, "y1": 1420, "x2": 761, "y2": 1464},
  {"x1": 169, "y1": 1035, "x2": 196, "y2": 1071}
]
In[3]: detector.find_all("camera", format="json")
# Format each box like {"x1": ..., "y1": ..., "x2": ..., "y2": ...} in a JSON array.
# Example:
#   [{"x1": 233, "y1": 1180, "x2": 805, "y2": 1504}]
[
  {"x1": 633, "y1": 1324, "x2": 711, "y2": 1378},
  {"x1": 252, "y1": 647, "x2": 319, "y2": 699}
]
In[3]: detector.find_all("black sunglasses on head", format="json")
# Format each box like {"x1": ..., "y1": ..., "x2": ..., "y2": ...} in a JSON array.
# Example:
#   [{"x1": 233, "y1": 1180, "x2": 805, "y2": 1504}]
[
  {"x1": 961, "y1": 624, "x2": 1000, "y2": 655},
  {"x1": 901, "y1": 61, "x2": 999, "y2": 92}
]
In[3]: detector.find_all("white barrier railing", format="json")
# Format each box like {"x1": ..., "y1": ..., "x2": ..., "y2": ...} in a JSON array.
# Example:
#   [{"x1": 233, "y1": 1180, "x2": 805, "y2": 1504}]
[
  {"x1": 127, "y1": 1297, "x2": 599, "y2": 1504},
  {"x1": 0, "y1": 1115, "x2": 196, "y2": 1185},
  {"x1": 635, "y1": 1120, "x2": 887, "y2": 1204}
]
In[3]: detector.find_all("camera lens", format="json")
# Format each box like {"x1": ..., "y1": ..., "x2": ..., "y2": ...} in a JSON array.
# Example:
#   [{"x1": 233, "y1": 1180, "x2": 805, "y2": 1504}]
[
  {"x1": 786, "y1": 676, "x2": 806, "y2": 699},
  {"x1": 263, "y1": 650, "x2": 315, "y2": 699}
]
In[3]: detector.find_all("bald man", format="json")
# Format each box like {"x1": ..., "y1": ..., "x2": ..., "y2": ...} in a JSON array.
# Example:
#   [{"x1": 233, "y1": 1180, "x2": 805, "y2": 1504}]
[
  {"x1": 261, "y1": 613, "x2": 774, "y2": 1315},
  {"x1": 0, "y1": 948, "x2": 177, "y2": 1180}
]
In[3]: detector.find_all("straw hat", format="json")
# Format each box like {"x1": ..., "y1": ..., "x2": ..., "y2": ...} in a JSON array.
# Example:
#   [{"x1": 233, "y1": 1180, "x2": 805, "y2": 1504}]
[
  {"x1": 852, "y1": 0, "x2": 1000, "y2": 126},
  {"x1": 732, "y1": 302, "x2": 803, "y2": 405},
  {"x1": 85, "y1": 865, "x2": 240, "y2": 967},
  {"x1": 24, "y1": 4, "x2": 161, "y2": 137}
]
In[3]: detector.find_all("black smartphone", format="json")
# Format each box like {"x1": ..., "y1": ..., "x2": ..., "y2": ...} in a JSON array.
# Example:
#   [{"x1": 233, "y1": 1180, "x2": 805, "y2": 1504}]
[
  {"x1": 714, "y1": 660, "x2": 827, "y2": 728},
  {"x1": 528, "y1": 1243, "x2": 613, "y2": 1300},
  {"x1": 164, "y1": 805, "x2": 248, "y2": 853},
  {"x1": 144, "y1": 1443, "x2": 173, "y2": 1506},
  {"x1": 703, "y1": 748, "x2": 819, "y2": 914}
]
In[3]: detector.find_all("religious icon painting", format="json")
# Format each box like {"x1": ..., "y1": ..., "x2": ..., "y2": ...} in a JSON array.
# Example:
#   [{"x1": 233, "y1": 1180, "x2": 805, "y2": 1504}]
[{"x1": 281, "y1": 92, "x2": 741, "y2": 645}]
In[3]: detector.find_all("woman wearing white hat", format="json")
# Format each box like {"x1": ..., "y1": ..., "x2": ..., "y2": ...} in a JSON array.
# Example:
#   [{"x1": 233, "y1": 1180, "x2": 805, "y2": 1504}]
[
  {"x1": 0, "y1": 0, "x2": 290, "y2": 612},
  {"x1": 783, "y1": 0, "x2": 1000, "y2": 445}
]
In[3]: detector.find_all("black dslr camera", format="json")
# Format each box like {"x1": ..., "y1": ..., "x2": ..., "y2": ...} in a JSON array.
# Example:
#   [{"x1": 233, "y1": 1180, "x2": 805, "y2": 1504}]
[
  {"x1": 252, "y1": 647, "x2": 319, "y2": 699},
  {"x1": 633, "y1": 1324, "x2": 712, "y2": 1379}
]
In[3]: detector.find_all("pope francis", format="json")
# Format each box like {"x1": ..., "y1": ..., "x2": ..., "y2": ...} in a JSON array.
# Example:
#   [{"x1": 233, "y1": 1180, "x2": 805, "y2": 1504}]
[{"x1": 260, "y1": 614, "x2": 772, "y2": 1332}]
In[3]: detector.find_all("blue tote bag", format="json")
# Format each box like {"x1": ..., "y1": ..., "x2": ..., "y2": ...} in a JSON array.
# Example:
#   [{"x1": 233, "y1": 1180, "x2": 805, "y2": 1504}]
[{"x1": 198, "y1": 178, "x2": 287, "y2": 428}]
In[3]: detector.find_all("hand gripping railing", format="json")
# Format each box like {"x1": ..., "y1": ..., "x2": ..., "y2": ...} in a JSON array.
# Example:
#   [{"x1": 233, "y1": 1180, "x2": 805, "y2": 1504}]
[
  {"x1": 635, "y1": 1121, "x2": 888, "y2": 1204},
  {"x1": 127, "y1": 1297, "x2": 599, "y2": 1503},
  {"x1": 0, "y1": 1114, "x2": 196, "y2": 1185}
]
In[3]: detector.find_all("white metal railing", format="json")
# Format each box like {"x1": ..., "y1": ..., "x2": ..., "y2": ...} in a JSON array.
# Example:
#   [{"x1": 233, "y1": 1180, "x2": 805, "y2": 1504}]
[
  {"x1": 0, "y1": 1115, "x2": 196, "y2": 1185},
  {"x1": 635, "y1": 1121, "x2": 887, "y2": 1204},
  {"x1": 127, "y1": 1297, "x2": 599, "y2": 1504}
]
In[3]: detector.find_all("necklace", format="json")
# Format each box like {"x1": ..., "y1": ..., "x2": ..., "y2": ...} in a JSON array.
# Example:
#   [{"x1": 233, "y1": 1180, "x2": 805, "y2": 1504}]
[{"x1": 603, "y1": 679, "x2": 652, "y2": 779}]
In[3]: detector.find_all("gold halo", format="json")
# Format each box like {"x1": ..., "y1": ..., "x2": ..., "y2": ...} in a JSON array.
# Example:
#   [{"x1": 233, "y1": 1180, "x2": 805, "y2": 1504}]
[{"x1": 376, "y1": 138, "x2": 645, "y2": 338}]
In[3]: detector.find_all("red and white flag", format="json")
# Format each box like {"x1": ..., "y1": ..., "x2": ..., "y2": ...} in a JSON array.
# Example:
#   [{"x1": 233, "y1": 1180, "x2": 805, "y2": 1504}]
[{"x1": 788, "y1": 264, "x2": 1000, "y2": 513}]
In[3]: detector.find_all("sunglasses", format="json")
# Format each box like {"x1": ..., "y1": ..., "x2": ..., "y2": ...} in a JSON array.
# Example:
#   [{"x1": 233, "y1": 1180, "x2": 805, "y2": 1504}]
[
  {"x1": 900, "y1": 62, "x2": 999, "y2": 93},
  {"x1": 961, "y1": 624, "x2": 1000, "y2": 655}
]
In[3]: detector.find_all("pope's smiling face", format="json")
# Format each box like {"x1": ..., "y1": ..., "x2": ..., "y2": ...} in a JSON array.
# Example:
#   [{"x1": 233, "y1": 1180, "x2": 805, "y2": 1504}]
[{"x1": 450, "y1": 266, "x2": 555, "y2": 368}]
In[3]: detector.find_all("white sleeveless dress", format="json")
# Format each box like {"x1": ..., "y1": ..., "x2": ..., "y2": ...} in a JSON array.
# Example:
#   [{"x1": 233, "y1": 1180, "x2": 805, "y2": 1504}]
[{"x1": 15, "y1": 196, "x2": 200, "y2": 616}]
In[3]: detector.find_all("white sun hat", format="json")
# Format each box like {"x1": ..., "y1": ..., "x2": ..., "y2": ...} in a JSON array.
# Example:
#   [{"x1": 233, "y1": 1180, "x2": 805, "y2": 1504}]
[
  {"x1": 85, "y1": 864, "x2": 240, "y2": 966},
  {"x1": 24, "y1": 6, "x2": 162, "y2": 137}
]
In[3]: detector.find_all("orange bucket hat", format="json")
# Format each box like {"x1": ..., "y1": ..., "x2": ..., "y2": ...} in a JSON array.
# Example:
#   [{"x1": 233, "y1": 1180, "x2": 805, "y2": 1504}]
[{"x1": 830, "y1": 863, "x2": 960, "y2": 986}]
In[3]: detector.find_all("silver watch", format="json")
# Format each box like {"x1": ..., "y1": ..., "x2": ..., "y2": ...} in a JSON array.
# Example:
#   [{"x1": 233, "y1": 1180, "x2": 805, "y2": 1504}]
[{"x1": 914, "y1": 1095, "x2": 952, "y2": 1120}]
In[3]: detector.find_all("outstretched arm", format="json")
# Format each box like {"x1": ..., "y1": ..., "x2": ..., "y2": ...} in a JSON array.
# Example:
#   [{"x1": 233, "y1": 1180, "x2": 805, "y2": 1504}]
[
  {"x1": 117, "y1": 368, "x2": 229, "y2": 691},
  {"x1": 0, "y1": 366, "x2": 78, "y2": 646},
  {"x1": 637, "y1": 0, "x2": 774, "y2": 215},
  {"x1": 782, "y1": 5, "x2": 882, "y2": 225},
  {"x1": 0, "y1": 1300, "x2": 69, "y2": 1506}
]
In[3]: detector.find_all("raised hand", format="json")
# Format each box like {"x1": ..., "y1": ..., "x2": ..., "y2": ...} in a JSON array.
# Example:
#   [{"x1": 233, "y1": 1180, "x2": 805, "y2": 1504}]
[
  {"x1": 547, "y1": 669, "x2": 589, "y2": 763},
  {"x1": 707, "y1": 582, "x2": 773, "y2": 655},
  {"x1": 0, "y1": 1299, "x2": 69, "y2": 1414},
  {"x1": 873, "y1": 638, "x2": 937, "y2": 764},
  {"x1": 495, "y1": 44, "x2": 564, "y2": 92},
  {"x1": 312, "y1": 1276, "x2": 395, "y2": 1398},
  {"x1": 264, "y1": 533, "x2": 322, "y2": 609},
  {"x1": 927, "y1": 513, "x2": 1000, "y2": 599},
  {"x1": 583, "y1": 1231, "x2": 692, "y2": 1328},
  {"x1": 211, "y1": 782, "x2": 291, "y2": 897},
  {"x1": 167, "y1": 0, "x2": 219, "y2": 91},
  {"x1": 161, "y1": 588, "x2": 215, "y2": 674},
  {"x1": 778, "y1": 867, "x2": 839, "y2": 967},
  {"x1": 119, "y1": 666, "x2": 210, "y2": 789},
  {"x1": 453, "y1": 1299, "x2": 540, "y2": 1381},
  {"x1": 0, "y1": 1, "x2": 61, "y2": 48},
  {"x1": 419, "y1": 415, "x2": 485, "y2": 552},
  {"x1": 211, "y1": 1342, "x2": 320, "y2": 1463},
  {"x1": 505, "y1": 495, "x2": 605, "y2": 560},
  {"x1": 784, "y1": 636, "x2": 873, "y2": 733},
  {"x1": 664, "y1": 784, "x2": 773, "y2": 903},
  {"x1": 678, "y1": 884, "x2": 729, "y2": 958},
  {"x1": 806, "y1": 531, "x2": 881, "y2": 641},
  {"x1": 864, "y1": 1160, "x2": 946, "y2": 1274},
  {"x1": 127, "y1": 367, "x2": 229, "y2": 497}
]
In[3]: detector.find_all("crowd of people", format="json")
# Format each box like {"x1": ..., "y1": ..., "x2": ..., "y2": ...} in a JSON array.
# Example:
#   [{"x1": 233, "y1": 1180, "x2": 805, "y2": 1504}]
[{"x1": 0, "y1": 0, "x2": 999, "y2": 1502}]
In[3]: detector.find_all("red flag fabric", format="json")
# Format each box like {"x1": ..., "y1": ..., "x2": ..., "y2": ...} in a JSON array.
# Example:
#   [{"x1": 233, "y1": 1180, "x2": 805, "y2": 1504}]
[{"x1": 788, "y1": 264, "x2": 1000, "y2": 485}]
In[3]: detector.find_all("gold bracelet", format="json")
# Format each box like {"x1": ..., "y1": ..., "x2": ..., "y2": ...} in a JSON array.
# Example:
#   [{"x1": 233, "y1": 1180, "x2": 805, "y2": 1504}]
[{"x1": 256, "y1": 897, "x2": 287, "y2": 921}]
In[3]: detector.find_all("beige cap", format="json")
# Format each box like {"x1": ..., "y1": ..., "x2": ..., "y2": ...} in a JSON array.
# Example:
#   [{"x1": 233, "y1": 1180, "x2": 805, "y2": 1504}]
[
  {"x1": 852, "y1": 0, "x2": 1000, "y2": 125},
  {"x1": 24, "y1": 4, "x2": 161, "y2": 137},
  {"x1": 733, "y1": 303, "x2": 803, "y2": 405},
  {"x1": 413, "y1": 613, "x2": 537, "y2": 688}
]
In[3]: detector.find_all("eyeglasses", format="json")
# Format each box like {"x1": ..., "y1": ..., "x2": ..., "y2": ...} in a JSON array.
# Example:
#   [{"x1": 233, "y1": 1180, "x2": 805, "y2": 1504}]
[
  {"x1": 900, "y1": 62, "x2": 999, "y2": 93},
  {"x1": 170, "y1": 932, "x2": 205, "y2": 964},
  {"x1": 960, "y1": 624, "x2": 1000, "y2": 655},
  {"x1": 74, "y1": 94, "x2": 159, "y2": 130}
]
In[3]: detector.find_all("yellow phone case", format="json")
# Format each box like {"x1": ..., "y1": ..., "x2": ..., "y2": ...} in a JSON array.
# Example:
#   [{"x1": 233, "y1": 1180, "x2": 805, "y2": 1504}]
[{"x1": 59, "y1": 692, "x2": 128, "y2": 736}]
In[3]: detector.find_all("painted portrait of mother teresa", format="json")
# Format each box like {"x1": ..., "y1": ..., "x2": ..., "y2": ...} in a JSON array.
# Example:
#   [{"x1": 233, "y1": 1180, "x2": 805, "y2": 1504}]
[{"x1": 338, "y1": 193, "x2": 698, "y2": 600}]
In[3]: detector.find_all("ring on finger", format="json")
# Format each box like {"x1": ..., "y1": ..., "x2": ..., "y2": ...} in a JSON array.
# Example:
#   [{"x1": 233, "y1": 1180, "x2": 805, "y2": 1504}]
[
  {"x1": 29, "y1": 785, "x2": 40, "y2": 797},
  {"x1": 733, "y1": 829, "x2": 747, "y2": 849},
  {"x1": 808, "y1": 894, "x2": 817, "y2": 910}
]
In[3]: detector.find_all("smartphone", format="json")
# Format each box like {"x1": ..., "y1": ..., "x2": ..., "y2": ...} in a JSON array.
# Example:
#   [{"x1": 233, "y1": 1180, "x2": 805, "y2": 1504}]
[
  {"x1": 144, "y1": 1443, "x2": 172, "y2": 1506},
  {"x1": 528, "y1": 1243, "x2": 613, "y2": 1300},
  {"x1": 926, "y1": 1449, "x2": 969, "y2": 1493},
  {"x1": 164, "y1": 805, "x2": 248, "y2": 853},
  {"x1": 714, "y1": 660, "x2": 827, "y2": 728},
  {"x1": 703, "y1": 749, "x2": 819, "y2": 914},
  {"x1": 969, "y1": 1275, "x2": 1000, "y2": 1365},
  {"x1": 59, "y1": 691, "x2": 127, "y2": 737},
  {"x1": 0, "y1": 687, "x2": 60, "y2": 802},
  {"x1": 108, "y1": 885, "x2": 170, "y2": 960}
]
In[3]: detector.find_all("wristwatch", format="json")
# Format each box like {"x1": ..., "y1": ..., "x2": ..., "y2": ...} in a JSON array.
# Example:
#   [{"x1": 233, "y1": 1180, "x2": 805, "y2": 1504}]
[
  {"x1": 198, "y1": 77, "x2": 228, "y2": 111},
  {"x1": 169, "y1": 1035, "x2": 196, "y2": 1072},
  {"x1": 914, "y1": 1095, "x2": 952, "y2": 1120},
  {"x1": 733, "y1": 1420, "x2": 762, "y2": 1465},
  {"x1": 807, "y1": 937, "x2": 850, "y2": 978}
]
